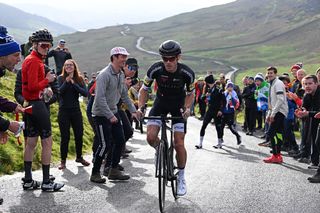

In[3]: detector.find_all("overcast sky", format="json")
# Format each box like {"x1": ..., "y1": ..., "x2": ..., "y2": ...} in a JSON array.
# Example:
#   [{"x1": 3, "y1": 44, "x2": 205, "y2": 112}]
[{"x1": 1, "y1": 0, "x2": 236, "y2": 30}]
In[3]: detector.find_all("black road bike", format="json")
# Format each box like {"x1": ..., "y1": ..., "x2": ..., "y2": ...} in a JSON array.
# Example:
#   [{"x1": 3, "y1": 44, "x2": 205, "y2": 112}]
[{"x1": 143, "y1": 115, "x2": 183, "y2": 213}]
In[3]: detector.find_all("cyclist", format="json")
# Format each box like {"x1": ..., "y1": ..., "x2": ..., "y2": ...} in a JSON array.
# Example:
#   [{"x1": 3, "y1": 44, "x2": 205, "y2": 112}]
[
  {"x1": 138, "y1": 40, "x2": 195, "y2": 196},
  {"x1": 22, "y1": 29, "x2": 64, "y2": 191}
]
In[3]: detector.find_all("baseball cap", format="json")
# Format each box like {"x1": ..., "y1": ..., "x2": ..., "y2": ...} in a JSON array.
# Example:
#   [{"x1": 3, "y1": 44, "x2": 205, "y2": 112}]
[
  {"x1": 0, "y1": 26, "x2": 20, "y2": 57},
  {"x1": 59, "y1": 39, "x2": 66, "y2": 44},
  {"x1": 110, "y1": 47, "x2": 130, "y2": 56},
  {"x1": 126, "y1": 57, "x2": 138, "y2": 66}
]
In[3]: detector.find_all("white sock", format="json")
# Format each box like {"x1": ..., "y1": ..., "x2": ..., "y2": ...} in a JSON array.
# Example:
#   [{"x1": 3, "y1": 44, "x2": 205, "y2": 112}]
[
  {"x1": 179, "y1": 169, "x2": 185, "y2": 180},
  {"x1": 199, "y1": 136, "x2": 204, "y2": 146}
]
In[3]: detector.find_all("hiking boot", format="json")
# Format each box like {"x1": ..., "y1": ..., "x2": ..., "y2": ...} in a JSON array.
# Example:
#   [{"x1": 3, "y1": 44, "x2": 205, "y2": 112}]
[
  {"x1": 58, "y1": 160, "x2": 66, "y2": 170},
  {"x1": 22, "y1": 179, "x2": 41, "y2": 190},
  {"x1": 177, "y1": 177, "x2": 187, "y2": 196},
  {"x1": 308, "y1": 172, "x2": 320, "y2": 183},
  {"x1": 195, "y1": 145, "x2": 202, "y2": 149},
  {"x1": 103, "y1": 165, "x2": 124, "y2": 176},
  {"x1": 263, "y1": 154, "x2": 282, "y2": 164},
  {"x1": 41, "y1": 180, "x2": 65, "y2": 192},
  {"x1": 108, "y1": 168, "x2": 130, "y2": 180},
  {"x1": 76, "y1": 158, "x2": 90, "y2": 166},
  {"x1": 90, "y1": 173, "x2": 106, "y2": 183},
  {"x1": 236, "y1": 135, "x2": 242, "y2": 145}
]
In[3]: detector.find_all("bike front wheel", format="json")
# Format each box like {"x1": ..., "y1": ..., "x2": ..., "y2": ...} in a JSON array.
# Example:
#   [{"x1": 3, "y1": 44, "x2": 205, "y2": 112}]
[{"x1": 157, "y1": 141, "x2": 167, "y2": 212}]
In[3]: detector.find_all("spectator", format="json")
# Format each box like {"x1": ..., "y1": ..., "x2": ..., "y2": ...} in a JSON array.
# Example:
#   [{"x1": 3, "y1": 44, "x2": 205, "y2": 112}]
[
  {"x1": 194, "y1": 76, "x2": 206, "y2": 120},
  {"x1": 57, "y1": 59, "x2": 90, "y2": 170},
  {"x1": 254, "y1": 73, "x2": 269, "y2": 130},
  {"x1": 263, "y1": 66, "x2": 288, "y2": 164},
  {"x1": 242, "y1": 76, "x2": 257, "y2": 135},
  {"x1": 20, "y1": 36, "x2": 32, "y2": 59},
  {"x1": 46, "y1": 39, "x2": 72, "y2": 76}
]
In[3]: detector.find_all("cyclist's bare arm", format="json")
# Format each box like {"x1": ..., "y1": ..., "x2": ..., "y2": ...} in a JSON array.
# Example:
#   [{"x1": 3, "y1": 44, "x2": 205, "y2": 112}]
[
  {"x1": 138, "y1": 87, "x2": 148, "y2": 111},
  {"x1": 184, "y1": 92, "x2": 194, "y2": 110}
]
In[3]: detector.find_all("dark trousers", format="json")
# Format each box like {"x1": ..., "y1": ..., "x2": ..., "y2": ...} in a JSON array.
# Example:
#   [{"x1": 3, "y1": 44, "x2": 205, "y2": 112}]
[
  {"x1": 245, "y1": 107, "x2": 256, "y2": 132},
  {"x1": 92, "y1": 113, "x2": 125, "y2": 173},
  {"x1": 284, "y1": 119, "x2": 299, "y2": 150},
  {"x1": 105, "y1": 109, "x2": 133, "y2": 168},
  {"x1": 58, "y1": 108, "x2": 84, "y2": 160},
  {"x1": 198, "y1": 98, "x2": 207, "y2": 118},
  {"x1": 300, "y1": 118, "x2": 311, "y2": 158},
  {"x1": 200, "y1": 108, "x2": 223, "y2": 139},
  {"x1": 268, "y1": 112, "x2": 285, "y2": 155},
  {"x1": 222, "y1": 112, "x2": 240, "y2": 138}
]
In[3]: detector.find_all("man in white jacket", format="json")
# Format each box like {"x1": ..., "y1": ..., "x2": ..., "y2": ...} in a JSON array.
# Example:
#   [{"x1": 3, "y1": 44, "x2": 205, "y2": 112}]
[{"x1": 263, "y1": 66, "x2": 288, "y2": 164}]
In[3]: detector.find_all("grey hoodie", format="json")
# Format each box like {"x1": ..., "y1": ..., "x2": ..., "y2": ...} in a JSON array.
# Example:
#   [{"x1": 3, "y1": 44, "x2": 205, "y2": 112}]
[{"x1": 92, "y1": 63, "x2": 136, "y2": 119}]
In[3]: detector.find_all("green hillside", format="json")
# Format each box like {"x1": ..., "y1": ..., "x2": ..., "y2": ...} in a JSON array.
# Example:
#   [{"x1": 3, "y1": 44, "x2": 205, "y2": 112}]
[
  {"x1": 0, "y1": 71, "x2": 94, "y2": 175},
  {"x1": 54, "y1": 0, "x2": 320, "y2": 77}
]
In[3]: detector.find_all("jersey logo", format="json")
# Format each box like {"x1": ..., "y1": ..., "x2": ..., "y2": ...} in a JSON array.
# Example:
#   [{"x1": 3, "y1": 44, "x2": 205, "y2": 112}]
[{"x1": 160, "y1": 75, "x2": 169, "y2": 82}]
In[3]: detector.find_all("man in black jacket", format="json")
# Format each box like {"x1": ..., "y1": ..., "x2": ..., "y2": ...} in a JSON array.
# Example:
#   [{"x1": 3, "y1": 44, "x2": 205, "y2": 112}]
[
  {"x1": 46, "y1": 39, "x2": 72, "y2": 76},
  {"x1": 295, "y1": 75, "x2": 320, "y2": 182},
  {"x1": 242, "y1": 77, "x2": 257, "y2": 135}
]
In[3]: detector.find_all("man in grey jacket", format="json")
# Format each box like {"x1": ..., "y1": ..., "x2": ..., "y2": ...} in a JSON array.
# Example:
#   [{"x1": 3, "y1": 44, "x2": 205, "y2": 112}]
[
  {"x1": 263, "y1": 66, "x2": 288, "y2": 164},
  {"x1": 90, "y1": 47, "x2": 139, "y2": 183}
]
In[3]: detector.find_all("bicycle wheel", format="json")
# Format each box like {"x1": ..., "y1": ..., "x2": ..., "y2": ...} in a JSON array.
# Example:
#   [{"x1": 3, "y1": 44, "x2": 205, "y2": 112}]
[{"x1": 157, "y1": 141, "x2": 167, "y2": 212}]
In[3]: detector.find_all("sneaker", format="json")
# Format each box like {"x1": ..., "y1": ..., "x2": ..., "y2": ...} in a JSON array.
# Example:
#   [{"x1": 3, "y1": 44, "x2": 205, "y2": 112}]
[
  {"x1": 58, "y1": 160, "x2": 66, "y2": 170},
  {"x1": 0, "y1": 198, "x2": 3, "y2": 205},
  {"x1": 263, "y1": 154, "x2": 282, "y2": 164},
  {"x1": 213, "y1": 143, "x2": 222, "y2": 149},
  {"x1": 298, "y1": 157, "x2": 311, "y2": 164},
  {"x1": 108, "y1": 168, "x2": 130, "y2": 180},
  {"x1": 308, "y1": 172, "x2": 320, "y2": 183},
  {"x1": 276, "y1": 154, "x2": 283, "y2": 163},
  {"x1": 258, "y1": 141, "x2": 270, "y2": 147},
  {"x1": 41, "y1": 181, "x2": 64, "y2": 192},
  {"x1": 22, "y1": 175, "x2": 55, "y2": 182},
  {"x1": 246, "y1": 131, "x2": 253, "y2": 136},
  {"x1": 177, "y1": 177, "x2": 187, "y2": 196},
  {"x1": 308, "y1": 164, "x2": 319, "y2": 170},
  {"x1": 22, "y1": 180, "x2": 41, "y2": 190},
  {"x1": 195, "y1": 145, "x2": 202, "y2": 149},
  {"x1": 75, "y1": 158, "x2": 90, "y2": 167},
  {"x1": 236, "y1": 135, "x2": 242, "y2": 145},
  {"x1": 90, "y1": 173, "x2": 106, "y2": 183}
]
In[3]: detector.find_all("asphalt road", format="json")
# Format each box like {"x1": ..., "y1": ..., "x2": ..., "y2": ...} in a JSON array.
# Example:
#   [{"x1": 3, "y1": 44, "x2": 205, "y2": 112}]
[{"x1": 0, "y1": 117, "x2": 319, "y2": 213}]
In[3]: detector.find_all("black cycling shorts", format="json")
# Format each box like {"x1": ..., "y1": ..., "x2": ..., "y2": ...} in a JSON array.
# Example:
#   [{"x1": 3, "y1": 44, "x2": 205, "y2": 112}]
[
  {"x1": 25, "y1": 100, "x2": 52, "y2": 139},
  {"x1": 148, "y1": 97, "x2": 186, "y2": 133}
]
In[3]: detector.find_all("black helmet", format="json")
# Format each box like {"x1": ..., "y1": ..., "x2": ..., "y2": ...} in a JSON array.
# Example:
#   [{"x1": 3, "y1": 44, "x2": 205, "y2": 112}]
[
  {"x1": 159, "y1": 40, "x2": 181, "y2": 56},
  {"x1": 31, "y1": 29, "x2": 53, "y2": 43}
]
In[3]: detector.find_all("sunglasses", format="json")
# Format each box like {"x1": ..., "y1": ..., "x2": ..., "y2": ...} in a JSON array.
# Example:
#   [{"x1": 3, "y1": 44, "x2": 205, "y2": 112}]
[
  {"x1": 64, "y1": 63, "x2": 74, "y2": 67},
  {"x1": 128, "y1": 66, "x2": 138, "y2": 71},
  {"x1": 162, "y1": 56, "x2": 176, "y2": 62},
  {"x1": 39, "y1": 43, "x2": 51, "y2": 49}
]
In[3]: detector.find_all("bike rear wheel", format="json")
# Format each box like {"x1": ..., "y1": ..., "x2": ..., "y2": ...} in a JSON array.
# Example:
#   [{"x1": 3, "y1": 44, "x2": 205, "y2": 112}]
[
  {"x1": 157, "y1": 141, "x2": 167, "y2": 212},
  {"x1": 168, "y1": 146, "x2": 178, "y2": 199}
]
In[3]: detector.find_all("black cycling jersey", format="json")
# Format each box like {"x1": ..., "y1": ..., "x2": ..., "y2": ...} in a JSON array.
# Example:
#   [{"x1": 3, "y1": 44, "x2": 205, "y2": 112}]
[{"x1": 143, "y1": 61, "x2": 195, "y2": 101}]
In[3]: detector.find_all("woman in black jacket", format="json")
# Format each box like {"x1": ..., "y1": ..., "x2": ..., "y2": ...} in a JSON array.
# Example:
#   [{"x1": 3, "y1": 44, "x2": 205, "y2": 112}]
[{"x1": 57, "y1": 59, "x2": 89, "y2": 169}]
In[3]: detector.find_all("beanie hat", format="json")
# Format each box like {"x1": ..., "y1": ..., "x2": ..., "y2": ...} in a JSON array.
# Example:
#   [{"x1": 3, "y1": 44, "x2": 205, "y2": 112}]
[
  {"x1": 205, "y1": 75, "x2": 215, "y2": 84},
  {"x1": 0, "y1": 26, "x2": 20, "y2": 57},
  {"x1": 226, "y1": 80, "x2": 234, "y2": 88},
  {"x1": 254, "y1": 73, "x2": 264, "y2": 82}
]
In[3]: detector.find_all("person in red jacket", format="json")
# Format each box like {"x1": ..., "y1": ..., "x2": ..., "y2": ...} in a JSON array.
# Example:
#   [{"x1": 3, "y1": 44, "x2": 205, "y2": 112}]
[{"x1": 22, "y1": 29, "x2": 64, "y2": 192}]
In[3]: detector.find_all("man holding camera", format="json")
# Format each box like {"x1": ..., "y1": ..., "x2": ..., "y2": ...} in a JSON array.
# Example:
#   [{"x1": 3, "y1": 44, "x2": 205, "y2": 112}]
[{"x1": 46, "y1": 39, "x2": 72, "y2": 76}]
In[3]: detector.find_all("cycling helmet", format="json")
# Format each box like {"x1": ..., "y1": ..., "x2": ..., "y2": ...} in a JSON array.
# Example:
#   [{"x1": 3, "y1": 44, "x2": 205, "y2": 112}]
[
  {"x1": 31, "y1": 29, "x2": 53, "y2": 43},
  {"x1": 159, "y1": 40, "x2": 181, "y2": 56}
]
